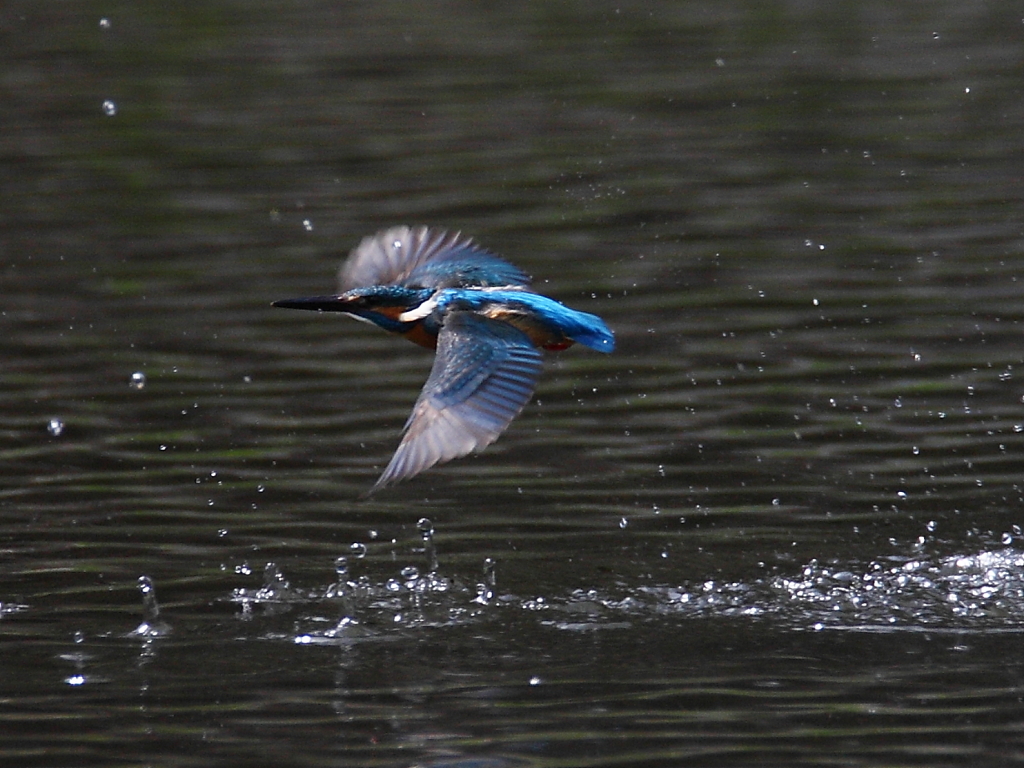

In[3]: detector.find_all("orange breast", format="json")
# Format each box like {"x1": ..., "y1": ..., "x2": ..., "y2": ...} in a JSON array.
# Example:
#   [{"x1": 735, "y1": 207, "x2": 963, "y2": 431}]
[
  {"x1": 541, "y1": 340, "x2": 574, "y2": 351},
  {"x1": 402, "y1": 322, "x2": 438, "y2": 349}
]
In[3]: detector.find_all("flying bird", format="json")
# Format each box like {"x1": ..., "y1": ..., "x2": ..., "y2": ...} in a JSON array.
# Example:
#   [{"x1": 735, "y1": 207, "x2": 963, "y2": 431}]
[{"x1": 273, "y1": 226, "x2": 614, "y2": 493}]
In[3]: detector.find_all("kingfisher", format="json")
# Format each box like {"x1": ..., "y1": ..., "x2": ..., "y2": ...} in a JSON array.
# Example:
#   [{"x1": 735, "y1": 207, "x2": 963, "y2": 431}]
[{"x1": 273, "y1": 226, "x2": 614, "y2": 494}]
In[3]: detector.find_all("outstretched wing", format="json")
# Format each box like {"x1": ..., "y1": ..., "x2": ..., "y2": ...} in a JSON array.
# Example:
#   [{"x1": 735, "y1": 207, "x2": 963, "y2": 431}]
[
  {"x1": 338, "y1": 226, "x2": 530, "y2": 291},
  {"x1": 370, "y1": 312, "x2": 543, "y2": 492}
]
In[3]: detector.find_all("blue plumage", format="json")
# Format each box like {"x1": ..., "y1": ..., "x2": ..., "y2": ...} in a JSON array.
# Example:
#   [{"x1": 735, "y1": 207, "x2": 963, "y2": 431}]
[
  {"x1": 273, "y1": 226, "x2": 615, "y2": 493},
  {"x1": 433, "y1": 289, "x2": 615, "y2": 353}
]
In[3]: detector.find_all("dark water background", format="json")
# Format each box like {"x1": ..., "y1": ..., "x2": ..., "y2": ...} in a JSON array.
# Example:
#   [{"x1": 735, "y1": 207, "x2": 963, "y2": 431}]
[{"x1": 4, "y1": 2, "x2": 1024, "y2": 765}]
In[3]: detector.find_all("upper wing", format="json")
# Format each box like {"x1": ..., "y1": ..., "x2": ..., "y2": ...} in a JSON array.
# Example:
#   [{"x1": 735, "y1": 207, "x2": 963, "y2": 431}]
[
  {"x1": 338, "y1": 226, "x2": 530, "y2": 291},
  {"x1": 370, "y1": 312, "x2": 544, "y2": 492}
]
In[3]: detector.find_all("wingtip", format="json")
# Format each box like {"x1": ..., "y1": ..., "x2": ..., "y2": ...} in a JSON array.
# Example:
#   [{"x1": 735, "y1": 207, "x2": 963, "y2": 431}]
[
  {"x1": 364, "y1": 460, "x2": 404, "y2": 496},
  {"x1": 358, "y1": 472, "x2": 395, "y2": 499},
  {"x1": 356, "y1": 486, "x2": 379, "y2": 501}
]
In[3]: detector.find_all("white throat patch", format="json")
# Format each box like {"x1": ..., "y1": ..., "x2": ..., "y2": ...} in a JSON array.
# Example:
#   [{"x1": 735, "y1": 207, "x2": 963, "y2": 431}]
[{"x1": 398, "y1": 295, "x2": 440, "y2": 323}]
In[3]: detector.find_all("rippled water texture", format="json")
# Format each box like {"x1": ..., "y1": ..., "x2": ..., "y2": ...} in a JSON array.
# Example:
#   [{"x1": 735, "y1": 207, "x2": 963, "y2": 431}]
[{"x1": 3, "y1": 2, "x2": 1024, "y2": 765}]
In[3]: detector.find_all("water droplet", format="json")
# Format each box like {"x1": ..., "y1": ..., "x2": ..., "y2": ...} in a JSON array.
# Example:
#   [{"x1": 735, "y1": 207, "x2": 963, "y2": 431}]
[
  {"x1": 302, "y1": 219, "x2": 313, "y2": 231},
  {"x1": 529, "y1": 676, "x2": 542, "y2": 685},
  {"x1": 257, "y1": 484, "x2": 265, "y2": 493},
  {"x1": 473, "y1": 557, "x2": 497, "y2": 605},
  {"x1": 619, "y1": 517, "x2": 628, "y2": 529},
  {"x1": 129, "y1": 371, "x2": 146, "y2": 389},
  {"x1": 932, "y1": 32, "x2": 940, "y2": 40},
  {"x1": 99, "y1": 18, "x2": 111, "y2": 29},
  {"x1": 261, "y1": 563, "x2": 290, "y2": 595},
  {"x1": 926, "y1": 520, "x2": 937, "y2": 532},
  {"x1": 897, "y1": 491, "x2": 908, "y2": 500},
  {"x1": 417, "y1": 518, "x2": 438, "y2": 571},
  {"x1": 102, "y1": 100, "x2": 117, "y2": 116},
  {"x1": 334, "y1": 556, "x2": 349, "y2": 579},
  {"x1": 474, "y1": 583, "x2": 491, "y2": 604},
  {"x1": 912, "y1": 446, "x2": 920, "y2": 455},
  {"x1": 1002, "y1": 532, "x2": 1013, "y2": 545},
  {"x1": 47, "y1": 418, "x2": 65, "y2": 436},
  {"x1": 349, "y1": 542, "x2": 367, "y2": 559},
  {"x1": 130, "y1": 575, "x2": 171, "y2": 637}
]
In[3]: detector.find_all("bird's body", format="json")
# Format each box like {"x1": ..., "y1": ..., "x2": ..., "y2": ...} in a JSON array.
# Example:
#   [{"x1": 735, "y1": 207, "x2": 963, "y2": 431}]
[{"x1": 273, "y1": 226, "x2": 614, "y2": 493}]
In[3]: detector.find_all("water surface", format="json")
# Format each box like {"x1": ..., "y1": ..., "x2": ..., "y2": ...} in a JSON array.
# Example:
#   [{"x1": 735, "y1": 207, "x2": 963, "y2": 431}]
[{"x1": 3, "y1": 2, "x2": 1024, "y2": 765}]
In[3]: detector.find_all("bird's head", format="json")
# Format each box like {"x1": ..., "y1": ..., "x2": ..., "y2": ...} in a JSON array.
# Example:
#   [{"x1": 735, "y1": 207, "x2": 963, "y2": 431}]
[{"x1": 273, "y1": 285, "x2": 434, "y2": 333}]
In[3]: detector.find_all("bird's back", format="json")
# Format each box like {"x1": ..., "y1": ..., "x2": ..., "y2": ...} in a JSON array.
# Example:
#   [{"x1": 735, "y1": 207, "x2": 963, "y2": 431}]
[{"x1": 432, "y1": 289, "x2": 615, "y2": 353}]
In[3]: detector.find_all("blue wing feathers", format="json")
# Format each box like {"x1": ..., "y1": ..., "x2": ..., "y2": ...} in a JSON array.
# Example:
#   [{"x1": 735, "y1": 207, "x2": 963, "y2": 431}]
[
  {"x1": 372, "y1": 313, "x2": 543, "y2": 491},
  {"x1": 435, "y1": 289, "x2": 615, "y2": 353},
  {"x1": 339, "y1": 226, "x2": 530, "y2": 291},
  {"x1": 409, "y1": 255, "x2": 530, "y2": 289}
]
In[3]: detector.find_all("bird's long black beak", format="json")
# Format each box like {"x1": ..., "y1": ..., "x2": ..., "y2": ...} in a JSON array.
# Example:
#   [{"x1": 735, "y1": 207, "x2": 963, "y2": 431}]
[{"x1": 272, "y1": 295, "x2": 352, "y2": 312}]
